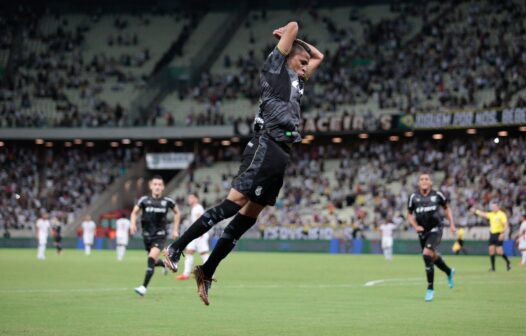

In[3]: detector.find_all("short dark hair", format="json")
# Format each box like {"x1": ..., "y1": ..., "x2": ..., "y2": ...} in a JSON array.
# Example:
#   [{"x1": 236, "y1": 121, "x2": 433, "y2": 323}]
[
  {"x1": 149, "y1": 175, "x2": 164, "y2": 182},
  {"x1": 290, "y1": 40, "x2": 311, "y2": 57}
]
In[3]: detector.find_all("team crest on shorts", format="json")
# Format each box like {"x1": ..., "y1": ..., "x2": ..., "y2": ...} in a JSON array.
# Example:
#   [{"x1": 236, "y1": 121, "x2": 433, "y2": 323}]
[{"x1": 255, "y1": 186, "x2": 263, "y2": 196}]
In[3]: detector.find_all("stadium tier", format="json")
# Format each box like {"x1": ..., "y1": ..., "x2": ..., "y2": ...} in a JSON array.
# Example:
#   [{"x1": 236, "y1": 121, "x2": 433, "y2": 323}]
[{"x1": 1, "y1": 1, "x2": 526, "y2": 129}]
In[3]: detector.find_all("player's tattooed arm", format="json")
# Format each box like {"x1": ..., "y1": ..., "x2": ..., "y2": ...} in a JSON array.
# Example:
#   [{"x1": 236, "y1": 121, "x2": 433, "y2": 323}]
[
  {"x1": 273, "y1": 21, "x2": 298, "y2": 55},
  {"x1": 172, "y1": 205, "x2": 181, "y2": 239},
  {"x1": 130, "y1": 205, "x2": 141, "y2": 235}
]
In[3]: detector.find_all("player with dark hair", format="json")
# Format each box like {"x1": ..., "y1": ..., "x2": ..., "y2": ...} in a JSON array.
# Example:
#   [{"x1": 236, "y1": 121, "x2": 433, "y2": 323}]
[
  {"x1": 471, "y1": 202, "x2": 511, "y2": 271},
  {"x1": 164, "y1": 21, "x2": 324, "y2": 305},
  {"x1": 131, "y1": 175, "x2": 181, "y2": 296},
  {"x1": 407, "y1": 173, "x2": 456, "y2": 302}
]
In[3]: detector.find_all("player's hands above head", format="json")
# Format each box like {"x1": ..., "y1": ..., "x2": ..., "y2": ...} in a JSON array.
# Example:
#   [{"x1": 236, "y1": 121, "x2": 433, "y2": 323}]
[
  {"x1": 415, "y1": 225, "x2": 425, "y2": 233},
  {"x1": 273, "y1": 28, "x2": 284, "y2": 39}
]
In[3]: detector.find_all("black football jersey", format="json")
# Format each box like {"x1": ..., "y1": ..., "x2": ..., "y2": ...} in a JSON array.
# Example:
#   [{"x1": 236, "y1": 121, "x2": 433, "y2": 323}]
[
  {"x1": 256, "y1": 46, "x2": 304, "y2": 143},
  {"x1": 407, "y1": 190, "x2": 448, "y2": 231},
  {"x1": 137, "y1": 196, "x2": 176, "y2": 236}
]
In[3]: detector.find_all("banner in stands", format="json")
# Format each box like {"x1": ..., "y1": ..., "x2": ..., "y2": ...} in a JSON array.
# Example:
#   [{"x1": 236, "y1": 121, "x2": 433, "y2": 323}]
[
  {"x1": 397, "y1": 107, "x2": 526, "y2": 129},
  {"x1": 234, "y1": 114, "x2": 394, "y2": 135},
  {"x1": 145, "y1": 153, "x2": 194, "y2": 170}
]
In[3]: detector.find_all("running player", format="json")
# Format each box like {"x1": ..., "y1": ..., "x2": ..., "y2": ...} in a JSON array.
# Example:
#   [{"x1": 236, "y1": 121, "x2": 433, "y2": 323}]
[
  {"x1": 379, "y1": 219, "x2": 396, "y2": 260},
  {"x1": 517, "y1": 213, "x2": 526, "y2": 267},
  {"x1": 36, "y1": 213, "x2": 51, "y2": 260},
  {"x1": 471, "y1": 202, "x2": 511, "y2": 271},
  {"x1": 177, "y1": 193, "x2": 209, "y2": 280},
  {"x1": 81, "y1": 215, "x2": 96, "y2": 256},
  {"x1": 407, "y1": 173, "x2": 456, "y2": 302},
  {"x1": 164, "y1": 21, "x2": 324, "y2": 305},
  {"x1": 131, "y1": 175, "x2": 181, "y2": 296},
  {"x1": 116, "y1": 216, "x2": 131, "y2": 261}
]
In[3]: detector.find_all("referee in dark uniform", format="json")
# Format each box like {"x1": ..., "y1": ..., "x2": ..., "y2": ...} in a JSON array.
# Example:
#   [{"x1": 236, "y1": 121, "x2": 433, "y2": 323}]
[
  {"x1": 408, "y1": 173, "x2": 456, "y2": 302},
  {"x1": 130, "y1": 175, "x2": 180, "y2": 296},
  {"x1": 164, "y1": 21, "x2": 324, "y2": 305}
]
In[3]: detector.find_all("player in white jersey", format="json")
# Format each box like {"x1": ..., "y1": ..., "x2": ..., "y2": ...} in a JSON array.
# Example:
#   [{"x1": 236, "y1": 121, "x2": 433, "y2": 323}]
[
  {"x1": 517, "y1": 213, "x2": 526, "y2": 266},
  {"x1": 177, "y1": 194, "x2": 210, "y2": 280},
  {"x1": 81, "y1": 215, "x2": 96, "y2": 256},
  {"x1": 379, "y1": 219, "x2": 397, "y2": 260},
  {"x1": 116, "y1": 217, "x2": 131, "y2": 261},
  {"x1": 36, "y1": 213, "x2": 51, "y2": 260}
]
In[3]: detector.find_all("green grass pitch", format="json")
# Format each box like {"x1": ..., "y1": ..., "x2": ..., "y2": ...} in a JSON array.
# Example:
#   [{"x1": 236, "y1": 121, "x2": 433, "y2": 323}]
[{"x1": 1, "y1": 248, "x2": 524, "y2": 336}]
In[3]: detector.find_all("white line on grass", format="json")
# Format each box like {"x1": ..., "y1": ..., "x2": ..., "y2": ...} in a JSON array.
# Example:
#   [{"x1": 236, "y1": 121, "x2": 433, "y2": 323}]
[{"x1": 1, "y1": 277, "x2": 522, "y2": 294}]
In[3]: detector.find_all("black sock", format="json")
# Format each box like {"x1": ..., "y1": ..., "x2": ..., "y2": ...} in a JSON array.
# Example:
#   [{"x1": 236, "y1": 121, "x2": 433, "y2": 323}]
[
  {"x1": 201, "y1": 213, "x2": 257, "y2": 279},
  {"x1": 502, "y1": 254, "x2": 510, "y2": 265},
  {"x1": 155, "y1": 259, "x2": 165, "y2": 267},
  {"x1": 490, "y1": 255, "x2": 496, "y2": 270},
  {"x1": 143, "y1": 257, "x2": 156, "y2": 287},
  {"x1": 434, "y1": 256, "x2": 451, "y2": 276},
  {"x1": 423, "y1": 255, "x2": 434, "y2": 290},
  {"x1": 169, "y1": 200, "x2": 241, "y2": 253}
]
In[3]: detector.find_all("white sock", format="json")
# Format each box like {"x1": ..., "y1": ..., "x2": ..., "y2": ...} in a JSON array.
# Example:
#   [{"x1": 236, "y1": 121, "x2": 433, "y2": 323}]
[
  {"x1": 522, "y1": 251, "x2": 526, "y2": 264},
  {"x1": 183, "y1": 254, "x2": 194, "y2": 276},
  {"x1": 85, "y1": 245, "x2": 91, "y2": 255},
  {"x1": 37, "y1": 244, "x2": 46, "y2": 259},
  {"x1": 117, "y1": 246, "x2": 125, "y2": 260},
  {"x1": 201, "y1": 253, "x2": 209, "y2": 263}
]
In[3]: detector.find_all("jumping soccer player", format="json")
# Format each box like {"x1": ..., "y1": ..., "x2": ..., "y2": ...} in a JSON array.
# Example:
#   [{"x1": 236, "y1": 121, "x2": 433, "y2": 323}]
[
  {"x1": 131, "y1": 175, "x2": 180, "y2": 296},
  {"x1": 81, "y1": 215, "x2": 96, "y2": 256},
  {"x1": 177, "y1": 193, "x2": 209, "y2": 280},
  {"x1": 36, "y1": 213, "x2": 51, "y2": 260},
  {"x1": 407, "y1": 173, "x2": 456, "y2": 302},
  {"x1": 164, "y1": 21, "x2": 324, "y2": 305},
  {"x1": 471, "y1": 203, "x2": 511, "y2": 271},
  {"x1": 379, "y1": 219, "x2": 396, "y2": 260},
  {"x1": 116, "y1": 216, "x2": 131, "y2": 261}
]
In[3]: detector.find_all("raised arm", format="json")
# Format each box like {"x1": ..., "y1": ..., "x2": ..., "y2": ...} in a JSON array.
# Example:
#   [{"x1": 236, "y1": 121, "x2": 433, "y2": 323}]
[
  {"x1": 470, "y1": 207, "x2": 489, "y2": 219},
  {"x1": 273, "y1": 21, "x2": 299, "y2": 55},
  {"x1": 295, "y1": 38, "x2": 324, "y2": 79}
]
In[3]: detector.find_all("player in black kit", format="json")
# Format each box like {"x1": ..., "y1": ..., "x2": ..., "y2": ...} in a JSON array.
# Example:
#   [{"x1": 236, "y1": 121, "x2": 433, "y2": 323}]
[
  {"x1": 130, "y1": 175, "x2": 180, "y2": 296},
  {"x1": 407, "y1": 173, "x2": 456, "y2": 302},
  {"x1": 164, "y1": 21, "x2": 324, "y2": 305}
]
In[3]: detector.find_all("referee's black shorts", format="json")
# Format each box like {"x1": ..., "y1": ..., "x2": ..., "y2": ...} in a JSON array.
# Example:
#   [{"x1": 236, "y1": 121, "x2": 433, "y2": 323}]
[
  {"x1": 488, "y1": 233, "x2": 503, "y2": 246},
  {"x1": 418, "y1": 227, "x2": 443, "y2": 251},
  {"x1": 231, "y1": 132, "x2": 291, "y2": 206}
]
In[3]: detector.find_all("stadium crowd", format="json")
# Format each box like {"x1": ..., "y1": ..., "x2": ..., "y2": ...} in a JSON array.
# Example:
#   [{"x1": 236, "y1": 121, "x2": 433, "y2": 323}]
[
  {"x1": 180, "y1": 135, "x2": 526, "y2": 239},
  {"x1": 0, "y1": 146, "x2": 141, "y2": 235},
  {"x1": 179, "y1": 0, "x2": 526, "y2": 126}
]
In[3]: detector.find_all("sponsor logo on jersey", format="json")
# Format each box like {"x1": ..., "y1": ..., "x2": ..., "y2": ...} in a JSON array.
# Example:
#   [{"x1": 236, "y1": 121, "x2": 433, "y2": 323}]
[
  {"x1": 415, "y1": 205, "x2": 438, "y2": 213},
  {"x1": 145, "y1": 207, "x2": 167, "y2": 213}
]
